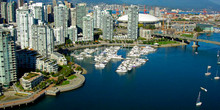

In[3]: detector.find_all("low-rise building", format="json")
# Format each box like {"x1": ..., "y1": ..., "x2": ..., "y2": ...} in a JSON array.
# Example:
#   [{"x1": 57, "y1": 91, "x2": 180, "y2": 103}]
[
  {"x1": 20, "y1": 72, "x2": 44, "y2": 90},
  {"x1": 171, "y1": 23, "x2": 196, "y2": 32},
  {"x1": 36, "y1": 56, "x2": 59, "y2": 73},
  {"x1": 139, "y1": 27, "x2": 152, "y2": 40},
  {"x1": 16, "y1": 49, "x2": 38, "y2": 71},
  {"x1": 196, "y1": 24, "x2": 214, "y2": 32},
  {"x1": 51, "y1": 52, "x2": 67, "y2": 65}
]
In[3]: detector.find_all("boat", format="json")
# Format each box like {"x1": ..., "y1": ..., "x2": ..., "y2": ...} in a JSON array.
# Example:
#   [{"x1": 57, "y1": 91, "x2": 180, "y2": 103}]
[
  {"x1": 205, "y1": 66, "x2": 211, "y2": 76},
  {"x1": 214, "y1": 69, "x2": 220, "y2": 80},
  {"x1": 200, "y1": 87, "x2": 207, "y2": 92},
  {"x1": 196, "y1": 92, "x2": 202, "y2": 107},
  {"x1": 217, "y1": 50, "x2": 219, "y2": 58},
  {"x1": 218, "y1": 57, "x2": 220, "y2": 65}
]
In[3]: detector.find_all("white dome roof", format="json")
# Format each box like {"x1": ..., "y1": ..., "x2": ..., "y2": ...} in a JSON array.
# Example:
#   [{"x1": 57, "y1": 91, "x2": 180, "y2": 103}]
[{"x1": 118, "y1": 14, "x2": 160, "y2": 23}]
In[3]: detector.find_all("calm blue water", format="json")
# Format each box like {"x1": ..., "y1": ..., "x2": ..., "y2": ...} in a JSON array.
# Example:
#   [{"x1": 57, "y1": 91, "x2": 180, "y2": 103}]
[{"x1": 20, "y1": 33, "x2": 220, "y2": 110}]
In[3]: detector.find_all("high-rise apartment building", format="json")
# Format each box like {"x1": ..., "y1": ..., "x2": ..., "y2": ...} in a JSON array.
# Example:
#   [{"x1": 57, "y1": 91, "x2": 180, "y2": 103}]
[
  {"x1": 16, "y1": 6, "x2": 34, "y2": 49},
  {"x1": 101, "y1": 11, "x2": 113, "y2": 40},
  {"x1": 127, "y1": 5, "x2": 139, "y2": 39},
  {"x1": 1, "y1": 2, "x2": 7, "y2": 21},
  {"x1": 29, "y1": 2, "x2": 48, "y2": 23},
  {"x1": 7, "y1": 1, "x2": 16, "y2": 23},
  {"x1": 83, "y1": 15, "x2": 93, "y2": 41},
  {"x1": 76, "y1": 3, "x2": 87, "y2": 32},
  {"x1": 93, "y1": 6, "x2": 101, "y2": 29},
  {"x1": 18, "y1": 0, "x2": 24, "y2": 8},
  {"x1": 31, "y1": 22, "x2": 54, "y2": 57},
  {"x1": 54, "y1": 1, "x2": 68, "y2": 40},
  {"x1": 0, "y1": 29, "x2": 17, "y2": 87}
]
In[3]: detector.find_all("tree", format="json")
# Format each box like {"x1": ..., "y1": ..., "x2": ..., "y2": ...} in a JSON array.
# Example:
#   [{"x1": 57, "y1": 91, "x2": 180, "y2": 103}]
[
  {"x1": 76, "y1": 66, "x2": 82, "y2": 71},
  {"x1": 66, "y1": 39, "x2": 72, "y2": 44},
  {"x1": 194, "y1": 26, "x2": 203, "y2": 32},
  {"x1": 57, "y1": 76, "x2": 64, "y2": 85}
]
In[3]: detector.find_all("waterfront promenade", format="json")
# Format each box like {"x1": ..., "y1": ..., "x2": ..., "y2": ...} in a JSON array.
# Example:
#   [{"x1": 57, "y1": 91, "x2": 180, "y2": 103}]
[
  {"x1": 152, "y1": 33, "x2": 220, "y2": 45},
  {"x1": 0, "y1": 84, "x2": 54, "y2": 109},
  {"x1": 0, "y1": 73, "x2": 86, "y2": 109},
  {"x1": 57, "y1": 73, "x2": 85, "y2": 92}
]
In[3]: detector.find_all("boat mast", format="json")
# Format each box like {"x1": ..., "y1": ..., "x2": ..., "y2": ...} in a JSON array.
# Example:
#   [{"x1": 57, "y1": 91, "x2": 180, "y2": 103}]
[{"x1": 197, "y1": 92, "x2": 201, "y2": 103}]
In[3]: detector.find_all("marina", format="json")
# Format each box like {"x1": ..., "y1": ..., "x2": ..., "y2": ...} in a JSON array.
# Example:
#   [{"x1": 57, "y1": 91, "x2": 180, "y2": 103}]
[{"x1": 19, "y1": 33, "x2": 220, "y2": 110}]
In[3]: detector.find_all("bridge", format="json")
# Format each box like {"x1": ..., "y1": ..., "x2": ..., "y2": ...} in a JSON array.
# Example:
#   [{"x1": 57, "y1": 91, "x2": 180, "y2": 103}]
[{"x1": 152, "y1": 33, "x2": 220, "y2": 47}]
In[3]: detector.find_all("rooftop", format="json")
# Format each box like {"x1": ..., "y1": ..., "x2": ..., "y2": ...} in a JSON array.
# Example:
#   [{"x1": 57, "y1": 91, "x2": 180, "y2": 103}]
[{"x1": 118, "y1": 14, "x2": 160, "y2": 23}]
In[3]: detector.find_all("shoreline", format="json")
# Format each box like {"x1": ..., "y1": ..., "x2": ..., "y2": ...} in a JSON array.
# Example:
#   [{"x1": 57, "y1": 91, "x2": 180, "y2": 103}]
[
  {"x1": 0, "y1": 68, "x2": 87, "y2": 109},
  {"x1": 0, "y1": 42, "x2": 185, "y2": 109},
  {"x1": 57, "y1": 42, "x2": 188, "y2": 51}
]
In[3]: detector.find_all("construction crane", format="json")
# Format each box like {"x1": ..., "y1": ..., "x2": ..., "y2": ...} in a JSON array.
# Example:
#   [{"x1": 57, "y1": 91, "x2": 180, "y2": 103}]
[
  {"x1": 116, "y1": 8, "x2": 119, "y2": 15},
  {"x1": 144, "y1": 5, "x2": 147, "y2": 14},
  {"x1": 203, "y1": 9, "x2": 207, "y2": 15},
  {"x1": 123, "y1": 4, "x2": 125, "y2": 15}
]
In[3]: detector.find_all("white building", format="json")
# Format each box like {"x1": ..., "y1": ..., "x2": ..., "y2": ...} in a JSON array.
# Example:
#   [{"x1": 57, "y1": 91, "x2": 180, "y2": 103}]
[
  {"x1": 101, "y1": 10, "x2": 113, "y2": 40},
  {"x1": 54, "y1": 1, "x2": 68, "y2": 39},
  {"x1": 93, "y1": 6, "x2": 102, "y2": 29},
  {"x1": 54, "y1": 27, "x2": 65, "y2": 45},
  {"x1": 139, "y1": 27, "x2": 152, "y2": 39},
  {"x1": 127, "y1": 5, "x2": 139, "y2": 39},
  {"x1": 68, "y1": 26, "x2": 78, "y2": 42},
  {"x1": 51, "y1": 52, "x2": 67, "y2": 66},
  {"x1": 31, "y1": 22, "x2": 54, "y2": 57},
  {"x1": 28, "y1": 2, "x2": 48, "y2": 23},
  {"x1": 16, "y1": 6, "x2": 34, "y2": 49},
  {"x1": 20, "y1": 72, "x2": 43, "y2": 90},
  {"x1": 83, "y1": 15, "x2": 94, "y2": 41},
  {"x1": 36, "y1": 56, "x2": 58, "y2": 73}
]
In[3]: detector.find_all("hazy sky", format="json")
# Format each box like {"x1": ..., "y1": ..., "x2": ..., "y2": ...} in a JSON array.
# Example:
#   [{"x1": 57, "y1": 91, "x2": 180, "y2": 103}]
[{"x1": 17, "y1": 0, "x2": 220, "y2": 10}]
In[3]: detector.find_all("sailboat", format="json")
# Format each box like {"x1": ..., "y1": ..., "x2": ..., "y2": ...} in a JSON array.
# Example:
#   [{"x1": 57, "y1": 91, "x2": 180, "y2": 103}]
[
  {"x1": 200, "y1": 87, "x2": 207, "y2": 92},
  {"x1": 217, "y1": 51, "x2": 220, "y2": 65},
  {"x1": 214, "y1": 69, "x2": 220, "y2": 80},
  {"x1": 196, "y1": 92, "x2": 202, "y2": 107},
  {"x1": 205, "y1": 66, "x2": 211, "y2": 76}
]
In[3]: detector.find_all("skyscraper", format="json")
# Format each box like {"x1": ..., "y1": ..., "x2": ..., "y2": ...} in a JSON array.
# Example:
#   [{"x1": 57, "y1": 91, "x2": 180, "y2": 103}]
[
  {"x1": 29, "y1": 2, "x2": 48, "y2": 23},
  {"x1": 83, "y1": 15, "x2": 94, "y2": 41},
  {"x1": 31, "y1": 22, "x2": 54, "y2": 57},
  {"x1": 154, "y1": 7, "x2": 160, "y2": 17},
  {"x1": 76, "y1": 3, "x2": 87, "y2": 32},
  {"x1": 53, "y1": 0, "x2": 57, "y2": 8},
  {"x1": 54, "y1": 1, "x2": 68, "y2": 40},
  {"x1": 68, "y1": 26, "x2": 78, "y2": 42},
  {"x1": 70, "y1": 8, "x2": 76, "y2": 26},
  {"x1": 18, "y1": 0, "x2": 24, "y2": 8},
  {"x1": 93, "y1": 6, "x2": 101, "y2": 29},
  {"x1": 1, "y1": 2, "x2": 7, "y2": 22},
  {"x1": 16, "y1": 6, "x2": 34, "y2": 49},
  {"x1": 127, "y1": 5, "x2": 139, "y2": 39},
  {"x1": 101, "y1": 10, "x2": 113, "y2": 40},
  {"x1": 54, "y1": 27, "x2": 65, "y2": 45},
  {"x1": 7, "y1": 1, "x2": 16, "y2": 23},
  {"x1": 47, "y1": 5, "x2": 53, "y2": 23},
  {"x1": 0, "y1": 29, "x2": 17, "y2": 87}
]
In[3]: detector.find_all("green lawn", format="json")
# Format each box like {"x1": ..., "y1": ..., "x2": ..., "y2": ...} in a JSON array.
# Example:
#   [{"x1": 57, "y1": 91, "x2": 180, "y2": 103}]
[
  {"x1": 181, "y1": 34, "x2": 193, "y2": 38},
  {"x1": 0, "y1": 95, "x2": 5, "y2": 100},
  {"x1": 59, "y1": 65, "x2": 74, "y2": 77},
  {"x1": 61, "y1": 80, "x2": 70, "y2": 85},
  {"x1": 158, "y1": 41, "x2": 178, "y2": 45},
  {"x1": 68, "y1": 75, "x2": 77, "y2": 80}
]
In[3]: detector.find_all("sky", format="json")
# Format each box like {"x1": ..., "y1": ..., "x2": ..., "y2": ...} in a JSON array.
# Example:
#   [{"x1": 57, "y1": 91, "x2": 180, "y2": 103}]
[{"x1": 18, "y1": 0, "x2": 220, "y2": 11}]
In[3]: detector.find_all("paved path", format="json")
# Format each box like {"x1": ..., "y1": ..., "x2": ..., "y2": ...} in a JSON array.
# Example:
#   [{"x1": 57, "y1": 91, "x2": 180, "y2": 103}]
[{"x1": 0, "y1": 84, "x2": 54, "y2": 109}]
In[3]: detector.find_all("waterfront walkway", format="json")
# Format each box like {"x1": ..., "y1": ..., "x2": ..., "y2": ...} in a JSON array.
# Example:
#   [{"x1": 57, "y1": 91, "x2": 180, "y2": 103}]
[
  {"x1": 0, "y1": 84, "x2": 54, "y2": 109},
  {"x1": 152, "y1": 33, "x2": 220, "y2": 45},
  {"x1": 57, "y1": 73, "x2": 85, "y2": 92}
]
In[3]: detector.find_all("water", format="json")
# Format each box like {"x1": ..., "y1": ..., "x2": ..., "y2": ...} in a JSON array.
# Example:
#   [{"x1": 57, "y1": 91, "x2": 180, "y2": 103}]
[{"x1": 20, "y1": 33, "x2": 220, "y2": 110}]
